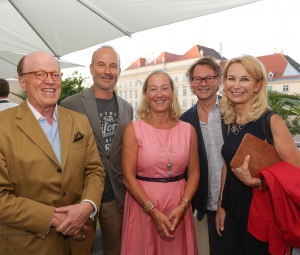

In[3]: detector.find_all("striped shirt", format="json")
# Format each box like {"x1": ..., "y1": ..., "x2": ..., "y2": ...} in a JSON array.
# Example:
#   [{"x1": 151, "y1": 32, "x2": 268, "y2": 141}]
[{"x1": 199, "y1": 97, "x2": 224, "y2": 211}]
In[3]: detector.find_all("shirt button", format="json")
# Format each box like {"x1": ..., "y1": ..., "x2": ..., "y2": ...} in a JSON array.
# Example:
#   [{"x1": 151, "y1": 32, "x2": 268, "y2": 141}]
[
  {"x1": 62, "y1": 192, "x2": 66, "y2": 197},
  {"x1": 57, "y1": 168, "x2": 62, "y2": 173}
]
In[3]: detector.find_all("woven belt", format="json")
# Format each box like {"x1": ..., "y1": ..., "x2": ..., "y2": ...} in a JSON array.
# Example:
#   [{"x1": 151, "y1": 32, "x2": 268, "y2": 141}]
[{"x1": 136, "y1": 174, "x2": 184, "y2": 183}]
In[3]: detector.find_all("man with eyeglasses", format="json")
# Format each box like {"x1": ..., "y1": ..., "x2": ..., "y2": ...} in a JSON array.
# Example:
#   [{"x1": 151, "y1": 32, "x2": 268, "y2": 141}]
[
  {"x1": 181, "y1": 57, "x2": 227, "y2": 255},
  {"x1": 0, "y1": 51, "x2": 105, "y2": 255},
  {"x1": 61, "y1": 45, "x2": 133, "y2": 255}
]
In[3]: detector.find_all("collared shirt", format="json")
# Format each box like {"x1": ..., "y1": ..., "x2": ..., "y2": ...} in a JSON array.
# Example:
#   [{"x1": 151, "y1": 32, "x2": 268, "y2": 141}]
[
  {"x1": 0, "y1": 98, "x2": 18, "y2": 111},
  {"x1": 27, "y1": 100, "x2": 61, "y2": 165},
  {"x1": 199, "y1": 97, "x2": 224, "y2": 211},
  {"x1": 27, "y1": 100, "x2": 97, "y2": 219}
]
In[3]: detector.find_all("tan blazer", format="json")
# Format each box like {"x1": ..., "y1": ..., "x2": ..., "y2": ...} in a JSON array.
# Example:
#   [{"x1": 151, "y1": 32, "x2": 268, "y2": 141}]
[{"x1": 0, "y1": 101, "x2": 105, "y2": 255}]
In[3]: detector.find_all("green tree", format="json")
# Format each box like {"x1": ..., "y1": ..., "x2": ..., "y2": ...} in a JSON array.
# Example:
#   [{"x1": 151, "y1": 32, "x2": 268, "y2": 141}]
[
  {"x1": 268, "y1": 91, "x2": 300, "y2": 136},
  {"x1": 58, "y1": 71, "x2": 89, "y2": 104}
]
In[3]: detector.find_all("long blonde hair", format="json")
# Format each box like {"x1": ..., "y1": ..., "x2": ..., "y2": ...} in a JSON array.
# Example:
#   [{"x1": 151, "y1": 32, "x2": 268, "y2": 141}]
[
  {"x1": 137, "y1": 69, "x2": 181, "y2": 119},
  {"x1": 220, "y1": 55, "x2": 268, "y2": 124}
]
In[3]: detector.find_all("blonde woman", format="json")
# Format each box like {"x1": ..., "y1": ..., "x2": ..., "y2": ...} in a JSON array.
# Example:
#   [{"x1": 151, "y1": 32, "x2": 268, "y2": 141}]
[
  {"x1": 216, "y1": 55, "x2": 300, "y2": 255},
  {"x1": 120, "y1": 70, "x2": 199, "y2": 255}
]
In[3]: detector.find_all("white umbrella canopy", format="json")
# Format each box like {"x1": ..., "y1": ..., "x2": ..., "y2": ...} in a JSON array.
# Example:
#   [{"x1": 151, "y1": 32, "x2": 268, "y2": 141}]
[
  {"x1": 0, "y1": 51, "x2": 84, "y2": 79},
  {"x1": 0, "y1": 0, "x2": 260, "y2": 58}
]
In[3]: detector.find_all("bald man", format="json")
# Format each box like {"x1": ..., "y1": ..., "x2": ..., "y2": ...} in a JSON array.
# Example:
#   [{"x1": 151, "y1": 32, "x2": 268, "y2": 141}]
[{"x1": 0, "y1": 51, "x2": 105, "y2": 255}]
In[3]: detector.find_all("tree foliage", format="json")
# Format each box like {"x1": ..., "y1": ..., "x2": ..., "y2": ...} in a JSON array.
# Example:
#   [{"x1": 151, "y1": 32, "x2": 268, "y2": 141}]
[
  {"x1": 58, "y1": 71, "x2": 89, "y2": 104},
  {"x1": 11, "y1": 90, "x2": 27, "y2": 100},
  {"x1": 268, "y1": 91, "x2": 300, "y2": 136}
]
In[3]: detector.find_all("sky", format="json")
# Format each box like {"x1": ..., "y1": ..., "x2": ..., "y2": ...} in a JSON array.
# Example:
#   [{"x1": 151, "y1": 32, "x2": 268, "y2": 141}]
[{"x1": 61, "y1": 0, "x2": 300, "y2": 82}]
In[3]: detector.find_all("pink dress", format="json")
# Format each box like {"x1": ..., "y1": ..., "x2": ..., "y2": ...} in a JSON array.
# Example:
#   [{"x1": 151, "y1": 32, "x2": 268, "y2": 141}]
[{"x1": 121, "y1": 120, "x2": 198, "y2": 255}]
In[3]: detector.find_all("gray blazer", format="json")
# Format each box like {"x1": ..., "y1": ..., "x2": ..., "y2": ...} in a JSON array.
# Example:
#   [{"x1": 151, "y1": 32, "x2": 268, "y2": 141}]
[{"x1": 61, "y1": 87, "x2": 133, "y2": 212}]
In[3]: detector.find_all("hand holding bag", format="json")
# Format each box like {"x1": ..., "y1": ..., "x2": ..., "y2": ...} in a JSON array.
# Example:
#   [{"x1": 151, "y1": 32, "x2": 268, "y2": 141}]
[{"x1": 230, "y1": 133, "x2": 281, "y2": 176}]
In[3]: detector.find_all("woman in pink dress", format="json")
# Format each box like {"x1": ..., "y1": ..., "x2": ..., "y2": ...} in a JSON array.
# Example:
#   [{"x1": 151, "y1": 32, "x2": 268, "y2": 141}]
[{"x1": 121, "y1": 69, "x2": 200, "y2": 255}]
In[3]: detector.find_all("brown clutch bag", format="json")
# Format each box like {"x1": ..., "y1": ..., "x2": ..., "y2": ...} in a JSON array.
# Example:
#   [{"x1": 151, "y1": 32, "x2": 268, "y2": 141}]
[{"x1": 230, "y1": 133, "x2": 281, "y2": 176}]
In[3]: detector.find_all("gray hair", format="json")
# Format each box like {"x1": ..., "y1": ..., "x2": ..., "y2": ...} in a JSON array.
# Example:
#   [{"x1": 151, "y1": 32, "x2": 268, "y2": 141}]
[{"x1": 91, "y1": 45, "x2": 121, "y2": 67}]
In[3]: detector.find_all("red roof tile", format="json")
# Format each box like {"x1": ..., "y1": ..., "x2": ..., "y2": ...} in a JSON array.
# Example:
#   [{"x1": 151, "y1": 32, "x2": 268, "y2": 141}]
[
  {"x1": 257, "y1": 54, "x2": 288, "y2": 79},
  {"x1": 125, "y1": 58, "x2": 146, "y2": 71},
  {"x1": 177, "y1": 45, "x2": 224, "y2": 61},
  {"x1": 148, "y1": 52, "x2": 181, "y2": 65}
]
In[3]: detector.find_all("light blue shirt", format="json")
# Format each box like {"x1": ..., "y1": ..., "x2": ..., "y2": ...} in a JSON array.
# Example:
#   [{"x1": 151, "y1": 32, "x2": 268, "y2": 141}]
[
  {"x1": 199, "y1": 97, "x2": 224, "y2": 211},
  {"x1": 27, "y1": 100, "x2": 61, "y2": 165}
]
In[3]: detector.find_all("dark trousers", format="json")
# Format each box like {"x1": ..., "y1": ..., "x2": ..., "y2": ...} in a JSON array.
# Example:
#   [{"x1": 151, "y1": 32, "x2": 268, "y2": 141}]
[
  {"x1": 221, "y1": 214, "x2": 270, "y2": 255},
  {"x1": 206, "y1": 210, "x2": 221, "y2": 255}
]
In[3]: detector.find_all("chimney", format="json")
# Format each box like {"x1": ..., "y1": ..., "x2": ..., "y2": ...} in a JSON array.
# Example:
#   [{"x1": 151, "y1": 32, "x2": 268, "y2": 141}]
[
  {"x1": 281, "y1": 49, "x2": 284, "y2": 54},
  {"x1": 273, "y1": 48, "x2": 277, "y2": 55},
  {"x1": 219, "y1": 42, "x2": 223, "y2": 57}
]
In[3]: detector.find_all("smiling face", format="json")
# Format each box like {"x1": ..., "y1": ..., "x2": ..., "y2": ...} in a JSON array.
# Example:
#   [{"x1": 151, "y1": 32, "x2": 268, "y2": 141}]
[
  {"x1": 90, "y1": 47, "x2": 120, "y2": 95},
  {"x1": 190, "y1": 64, "x2": 220, "y2": 102},
  {"x1": 224, "y1": 62, "x2": 262, "y2": 107},
  {"x1": 146, "y1": 73, "x2": 173, "y2": 115},
  {"x1": 18, "y1": 52, "x2": 61, "y2": 114}
]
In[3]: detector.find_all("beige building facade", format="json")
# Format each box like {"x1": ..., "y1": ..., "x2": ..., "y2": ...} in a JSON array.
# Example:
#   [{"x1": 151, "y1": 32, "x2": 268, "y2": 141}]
[
  {"x1": 117, "y1": 46, "x2": 300, "y2": 121},
  {"x1": 117, "y1": 45, "x2": 224, "y2": 119}
]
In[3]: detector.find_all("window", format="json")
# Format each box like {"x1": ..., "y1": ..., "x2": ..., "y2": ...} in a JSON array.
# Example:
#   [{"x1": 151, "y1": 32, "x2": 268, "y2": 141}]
[
  {"x1": 135, "y1": 101, "x2": 138, "y2": 109},
  {"x1": 124, "y1": 91, "x2": 127, "y2": 99},
  {"x1": 191, "y1": 99, "x2": 196, "y2": 106},
  {"x1": 135, "y1": 81, "x2": 138, "y2": 87},
  {"x1": 268, "y1": 86, "x2": 273, "y2": 91},
  {"x1": 124, "y1": 82, "x2": 127, "y2": 88},
  {"x1": 119, "y1": 91, "x2": 123, "y2": 97},
  {"x1": 176, "y1": 87, "x2": 179, "y2": 94},
  {"x1": 130, "y1": 82, "x2": 132, "y2": 87},
  {"x1": 119, "y1": 83, "x2": 122, "y2": 88},
  {"x1": 283, "y1": 84, "x2": 289, "y2": 92},
  {"x1": 130, "y1": 91, "x2": 133, "y2": 98},
  {"x1": 183, "y1": 76, "x2": 187, "y2": 82},
  {"x1": 174, "y1": 76, "x2": 179, "y2": 83},
  {"x1": 183, "y1": 99, "x2": 187, "y2": 107},
  {"x1": 135, "y1": 90, "x2": 138, "y2": 98},
  {"x1": 183, "y1": 88, "x2": 187, "y2": 96}
]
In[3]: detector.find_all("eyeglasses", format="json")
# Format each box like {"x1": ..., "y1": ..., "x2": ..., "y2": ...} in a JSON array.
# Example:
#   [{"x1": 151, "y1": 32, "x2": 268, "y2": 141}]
[
  {"x1": 191, "y1": 75, "x2": 218, "y2": 84},
  {"x1": 21, "y1": 71, "x2": 63, "y2": 80}
]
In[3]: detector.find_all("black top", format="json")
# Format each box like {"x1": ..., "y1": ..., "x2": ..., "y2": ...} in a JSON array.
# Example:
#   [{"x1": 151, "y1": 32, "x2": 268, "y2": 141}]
[
  {"x1": 95, "y1": 95, "x2": 118, "y2": 203},
  {"x1": 221, "y1": 115, "x2": 266, "y2": 221}
]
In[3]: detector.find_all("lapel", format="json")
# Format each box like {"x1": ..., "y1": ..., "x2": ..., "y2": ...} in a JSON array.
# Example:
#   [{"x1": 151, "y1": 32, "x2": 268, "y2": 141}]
[
  {"x1": 190, "y1": 103, "x2": 208, "y2": 163},
  {"x1": 81, "y1": 87, "x2": 106, "y2": 153},
  {"x1": 16, "y1": 101, "x2": 60, "y2": 167},
  {"x1": 57, "y1": 106, "x2": 72, "y2": 169}
]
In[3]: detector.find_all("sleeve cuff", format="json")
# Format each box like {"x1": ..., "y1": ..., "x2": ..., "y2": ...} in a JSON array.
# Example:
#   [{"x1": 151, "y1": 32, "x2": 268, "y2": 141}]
[{"x1": 81, "y1": 199, "x2": 97, "y2": 220}]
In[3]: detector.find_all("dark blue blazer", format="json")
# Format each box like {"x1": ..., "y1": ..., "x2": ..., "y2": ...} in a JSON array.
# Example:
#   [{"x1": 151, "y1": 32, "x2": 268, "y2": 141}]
[{"x1": 180, "y1": 96, "x2": 227, "y2": 220}]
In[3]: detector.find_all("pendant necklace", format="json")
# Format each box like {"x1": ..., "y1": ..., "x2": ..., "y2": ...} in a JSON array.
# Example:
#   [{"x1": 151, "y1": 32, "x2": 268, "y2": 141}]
[
  {"x1": 231, "y1": 116, "x2": 248, "y2": 135},
  {"x1": 152, "y1": 122, "x2": 173, "y2": 176}
]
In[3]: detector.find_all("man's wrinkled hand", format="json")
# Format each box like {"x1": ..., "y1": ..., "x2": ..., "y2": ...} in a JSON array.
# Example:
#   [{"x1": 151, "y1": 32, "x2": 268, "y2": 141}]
[{"x1": 54, "y1": 202, "x2": 93, "y2": 236}]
